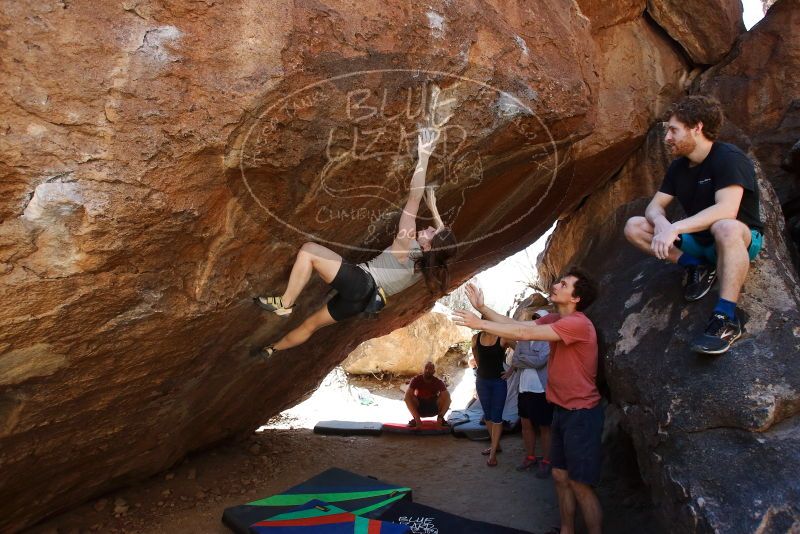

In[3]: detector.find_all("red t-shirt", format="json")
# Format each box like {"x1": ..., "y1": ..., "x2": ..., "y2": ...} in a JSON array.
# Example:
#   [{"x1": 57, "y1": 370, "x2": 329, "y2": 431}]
[
  {"x1": 537, "y1": 312, "x2": 600, "y2": 410},
  {"x1": 408, "y1": 375, "x2": 447, "y2": 400}
]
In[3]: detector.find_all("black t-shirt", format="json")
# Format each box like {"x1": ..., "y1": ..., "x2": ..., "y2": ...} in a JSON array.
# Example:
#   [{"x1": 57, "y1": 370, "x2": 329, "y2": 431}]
[{"x1": 659, "y1": 142, "x2": 762, "y2": 244}]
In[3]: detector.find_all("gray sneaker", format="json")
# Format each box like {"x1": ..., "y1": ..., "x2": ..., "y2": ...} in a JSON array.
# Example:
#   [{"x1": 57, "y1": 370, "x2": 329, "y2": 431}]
[{"x1": 535, "y1": 460, "x2": 552, "y2": 479}]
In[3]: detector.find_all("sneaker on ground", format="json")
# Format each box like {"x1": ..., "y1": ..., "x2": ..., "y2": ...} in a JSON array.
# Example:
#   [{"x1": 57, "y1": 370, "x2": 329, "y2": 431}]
[
  {"x1": 535, "y1": 460, "x2": 552, "y2": 479},
  {"x1": 256, "y1": 296, "x2": 293, "y2": 316},
  {"x1": 684, "y1": 265, "x2": 717, "y2": 302},
  {"x1": 690, "y1": 313, "x2": 742, "y2": 355},
  {"x1": 515, "y1": 456, "x2": 538, "y2": 472}
]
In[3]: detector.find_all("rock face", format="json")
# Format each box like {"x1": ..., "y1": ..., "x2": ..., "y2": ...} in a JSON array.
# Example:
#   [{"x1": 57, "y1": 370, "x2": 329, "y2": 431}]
[
  {"x1": 646, "y1": 0, "x2": 744, "y2": 65},
  {"x1": 693, "y1": 0, "x2": 800, "y2": 257},
  {"x1": 539, "y1": 139, "x2": 800, "y2": 531},
  {"x1": 0, "y1": 0, "x2": 698, "y2": 530},
  {"x1": 579, "y1": 0, "x2": 745, "y2": 66},
  {"x1": 576, "y1": 0, "x2": 645, "y2": 32},
  {"x1": 535, "y1": 5, "x2": 800, "y2": 529},
  {"x1": 578, "y1": 177, "x2": 800, "y2": 532},
  {"x1": 341, "y1": 305, "x2": 471, "y2": 375},
  {"x1": 537, "y1": 123, "x2": 672, "y2": 286}
]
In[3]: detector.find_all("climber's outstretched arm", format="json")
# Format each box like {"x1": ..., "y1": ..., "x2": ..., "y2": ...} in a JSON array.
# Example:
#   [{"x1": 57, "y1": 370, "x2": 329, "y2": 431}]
[
  {"x1": 393, "y1": 128, "x2": 438, "y2": 257},
  {"x1": 425, "y1": 185, "x2": 444, "y2": 230}
]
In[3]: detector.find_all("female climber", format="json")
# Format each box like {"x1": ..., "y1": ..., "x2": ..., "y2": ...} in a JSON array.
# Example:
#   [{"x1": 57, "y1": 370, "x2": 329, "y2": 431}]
[{"x1": 256, "y1": 128, "x2": 458, "y2": 359}]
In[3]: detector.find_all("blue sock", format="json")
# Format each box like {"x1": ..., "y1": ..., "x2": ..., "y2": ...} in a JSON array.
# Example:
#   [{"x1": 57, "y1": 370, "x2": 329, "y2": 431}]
[
  {"x1": 713, "y1": 298, "x2": 737, "y2": 320},
  {"x1": 677, "y1": 253, "x2": 702, "y2": 267}
]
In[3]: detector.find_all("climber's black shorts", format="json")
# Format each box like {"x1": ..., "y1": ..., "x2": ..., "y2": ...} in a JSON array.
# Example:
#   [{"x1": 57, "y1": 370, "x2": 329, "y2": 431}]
[{"x1": 326, "y1": 262, "x2": 376, "y2": 322}]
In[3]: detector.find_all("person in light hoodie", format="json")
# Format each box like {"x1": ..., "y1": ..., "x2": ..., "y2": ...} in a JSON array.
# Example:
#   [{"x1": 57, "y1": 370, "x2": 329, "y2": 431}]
[{"x1": 504, "y1": 308, "x2": 554, "y2": 479}]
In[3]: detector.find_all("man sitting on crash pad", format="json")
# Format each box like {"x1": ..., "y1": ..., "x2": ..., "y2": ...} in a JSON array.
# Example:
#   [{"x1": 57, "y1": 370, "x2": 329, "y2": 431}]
[{"x1": 405, "y1": 361, "x2": 451, "y2": 428}]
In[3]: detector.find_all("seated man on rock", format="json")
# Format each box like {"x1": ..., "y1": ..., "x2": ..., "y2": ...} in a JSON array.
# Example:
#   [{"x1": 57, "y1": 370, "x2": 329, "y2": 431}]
[
  {"x1": 624, "y1": 95, "x2": 764, "y2": 355},
  {"x1": 405, "y1": 361, "x2": 451, "y2": 428}
]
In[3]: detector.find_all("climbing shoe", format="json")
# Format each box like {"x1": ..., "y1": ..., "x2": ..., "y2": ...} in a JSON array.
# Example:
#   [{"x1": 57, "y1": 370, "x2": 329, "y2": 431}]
[
  {"x1": 684, "y1": 265, "x2": 716, "y2": 302},
  {"x1": 260, "y1": 345, "x2": 276, "y2": 360},
  {"x1": 256, "y1": 296, "x2": 293, "y2": 316},
  {"x1": 690, "y1": 312, "x2": 742, "y2": 355}
]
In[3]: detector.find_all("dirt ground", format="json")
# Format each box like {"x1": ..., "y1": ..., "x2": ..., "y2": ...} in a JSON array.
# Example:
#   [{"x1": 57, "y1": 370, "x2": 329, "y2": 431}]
[{"x1": 28, "y1": 359, "x2": 660, "y2": 534}]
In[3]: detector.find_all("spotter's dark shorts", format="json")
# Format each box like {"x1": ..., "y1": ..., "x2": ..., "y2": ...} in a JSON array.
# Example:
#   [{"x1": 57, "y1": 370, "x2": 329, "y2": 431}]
[
  {"x1": 518, "y1": 391, "x2": 553, "y2": 427},
  {"x1": 550, "y1": 403, "x2": 604, "y2": 486}
]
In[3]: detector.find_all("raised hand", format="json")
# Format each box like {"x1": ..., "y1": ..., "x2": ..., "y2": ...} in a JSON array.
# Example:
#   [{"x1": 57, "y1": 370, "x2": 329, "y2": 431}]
[
  {"x1": 465, "y1": 283, "x2": 484, "y2": 310},
  {"x1": 452, "y1": 309, "x2": 481, "y2": 329},
  {"x1": 417, "y1": 127, "x2": 439, "y2": 157}
]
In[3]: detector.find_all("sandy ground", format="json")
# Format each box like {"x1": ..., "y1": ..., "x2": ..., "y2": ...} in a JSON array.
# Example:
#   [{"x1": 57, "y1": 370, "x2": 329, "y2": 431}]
[{"x1": 28, "y1": 359, "x2": 660, "y2": 534}]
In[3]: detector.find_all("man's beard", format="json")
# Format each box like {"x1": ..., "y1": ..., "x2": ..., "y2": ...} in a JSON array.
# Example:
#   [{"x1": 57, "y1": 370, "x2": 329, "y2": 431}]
[{"x1": 668, "y1": 136, "x2": 696, "y2": 157}]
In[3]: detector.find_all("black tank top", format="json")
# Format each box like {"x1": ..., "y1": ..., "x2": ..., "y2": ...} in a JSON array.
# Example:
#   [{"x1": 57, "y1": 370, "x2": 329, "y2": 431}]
[{"x1": 474, "y1": 333, "x2": 505, "y2": 380}]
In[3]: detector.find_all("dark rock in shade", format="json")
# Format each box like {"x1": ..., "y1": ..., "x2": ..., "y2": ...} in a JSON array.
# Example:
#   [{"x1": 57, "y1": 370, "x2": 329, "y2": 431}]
[
  {"x1": 595, "y1": 173, "x2": 799, "y2": 429},
  {"x1": 539, "y1": 150, "x2": 800, "y2": 531},
  {"x1": 785, "y1": 139, "x2": 800, "y2": 255},
  {"x1": 695, "y1": 0, "x2": 800, "y2": 271},
  {"x1": 695, "y1": 0, "x2": 800, "y2": 222},
  {"x1": 537, "y1": 123, "x2": 673, "y2": 287},
  {"x1": 537, "y1": 4, "x2": 800, "y2": 517},
  {"x1": 783, "y1": 140, "x2": 800, "y2": 175},
  {"x1": 646, "y1": 420, "x2": 800, "y2": 533}
]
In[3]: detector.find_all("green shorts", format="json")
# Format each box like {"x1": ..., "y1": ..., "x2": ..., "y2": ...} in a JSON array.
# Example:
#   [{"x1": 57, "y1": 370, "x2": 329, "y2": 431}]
[{"x1": 678, "y1": 228, "x2": 763, "y2": 264}]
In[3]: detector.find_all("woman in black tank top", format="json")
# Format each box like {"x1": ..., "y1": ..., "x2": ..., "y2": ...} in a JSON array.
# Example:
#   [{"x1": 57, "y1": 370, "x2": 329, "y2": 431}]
[
  {"x1": 472, "y1": 331, "x2": 510, "y2": 466},
  {"x1": 474, "y1": 333, "x2": 506, "y2": 380},
  {"x1": 254, "y1": 130, "x2": 457, "y2": 360}
]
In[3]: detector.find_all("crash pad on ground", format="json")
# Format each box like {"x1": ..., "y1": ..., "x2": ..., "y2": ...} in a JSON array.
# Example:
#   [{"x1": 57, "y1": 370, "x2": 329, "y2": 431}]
[
  {"x1": 313, "y1": 421, "x2": 384, "y2": 436},
  {"x1": 250, "y1": 499, "x2": 411, "y2": 533},
  {"x1": 222, "y1": 468, "x2": 412, "y2": 534},
  {"x1": 378, "y1": 499, "x2": 533, "y2": 533},
  {"x1": 382, "y1": 420, "x2": 451, "y2": 435}
]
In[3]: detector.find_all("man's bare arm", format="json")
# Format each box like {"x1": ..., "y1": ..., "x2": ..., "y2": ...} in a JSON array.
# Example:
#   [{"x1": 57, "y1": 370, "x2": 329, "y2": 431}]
[
  {"x1": 672, "y1": 185, "x2": 744, "y2": 234},
  {"x1": 650, "y1": 185, "x2": 745, "y2": 259},
  {"x1": 477, "y1": 305, "x2": 517, "y2": 325},
  {"x1": 454, "y1": 310, "x2": 561, "y2": 342},
  {"x1": 465, "y1": 283, "x2": 515, "y2": 325},
  {"x1": 481, "y1": 320, "x2": 561, "y2": 342},
  {"x1": 645, "y1": 192, "x2": 674, "y2": 232}
]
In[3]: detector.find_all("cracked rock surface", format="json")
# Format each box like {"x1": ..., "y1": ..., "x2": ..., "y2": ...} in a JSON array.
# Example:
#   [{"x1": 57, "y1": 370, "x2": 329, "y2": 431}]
[
  {"x1": 0, "y1": 0, "x2": 753, "y2": 530},
  {"x1": 536, "y1": 3, "x2": 800, "y2": 526}
]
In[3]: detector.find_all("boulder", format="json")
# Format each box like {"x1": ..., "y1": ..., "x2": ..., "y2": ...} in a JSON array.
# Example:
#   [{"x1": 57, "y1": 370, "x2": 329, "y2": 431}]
[
  {"x1": 694, "y1": 0, "x2": 800, "y2": 259},
  {"x1": 537, "y1": 118, "x2": 800, "y2": 533},
  {"x1": 646, "y1": 0, "x2": 745, "y2": 65},
  {"x1": 0, "y1": 0, "x2": 688, "y2": 529},
  {"x1": 576, "y1": 0, "x2": 645, "y2": 32},
  {"x1": 341, "y1": 305, "x2": 471, "y2": 375},
  {"x1": 538, "y1": 123, "x2": 672, "y2": 286},
  {"x1": 584, "y1": 178, "x2": 800, "y2": 532}
]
